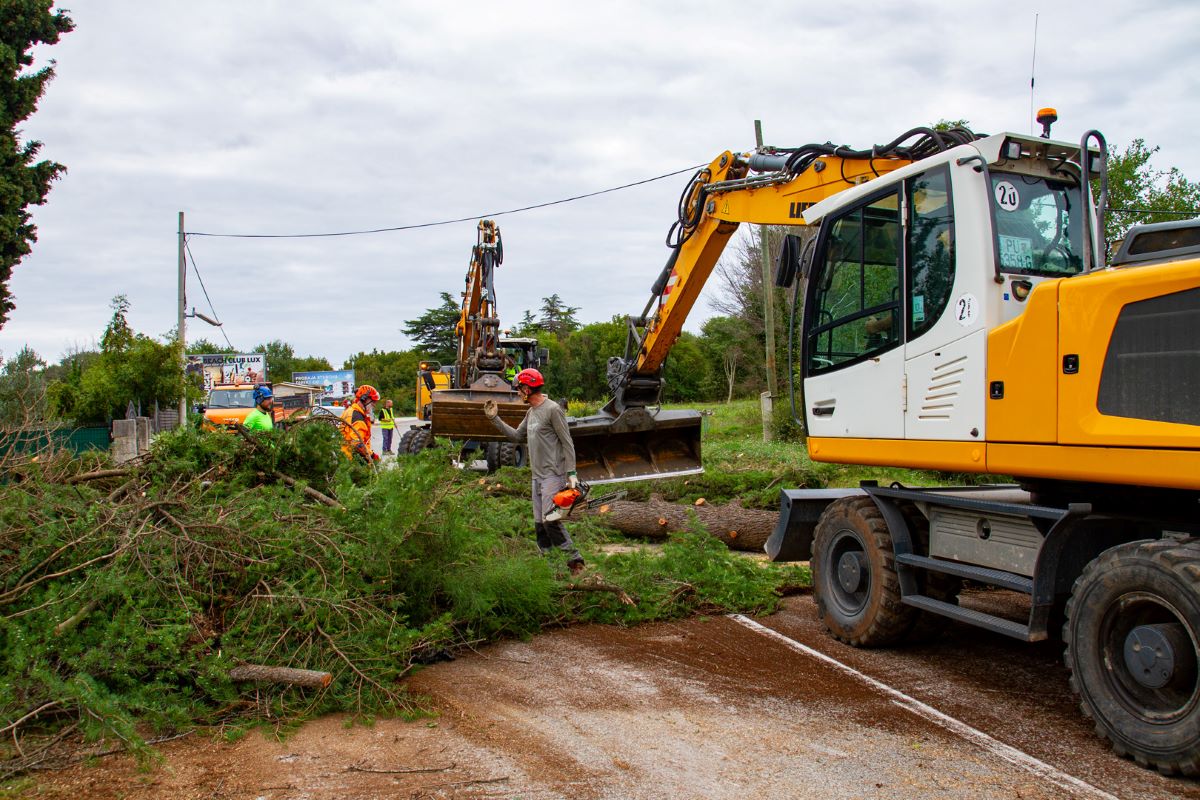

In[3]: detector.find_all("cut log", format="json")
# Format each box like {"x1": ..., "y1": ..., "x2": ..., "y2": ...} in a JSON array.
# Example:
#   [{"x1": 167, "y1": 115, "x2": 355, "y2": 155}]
[
  {"x1": 588, "y1": 498, "x2": 776, "y2": 552},
  {"x1": 229, "y1": 664, "x2": 332, "y2": 688}
]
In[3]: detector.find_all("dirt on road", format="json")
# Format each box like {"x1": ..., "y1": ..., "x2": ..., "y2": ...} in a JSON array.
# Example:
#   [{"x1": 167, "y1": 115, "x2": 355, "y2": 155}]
[{"x1": 23, "y1": 594, "x2": 1200, "y2": 799}]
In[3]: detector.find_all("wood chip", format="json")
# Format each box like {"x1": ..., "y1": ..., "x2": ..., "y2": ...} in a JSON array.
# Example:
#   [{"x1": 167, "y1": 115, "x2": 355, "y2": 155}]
[{"x1": 694, "y1": 498, "x2": 706, "y2": 506}]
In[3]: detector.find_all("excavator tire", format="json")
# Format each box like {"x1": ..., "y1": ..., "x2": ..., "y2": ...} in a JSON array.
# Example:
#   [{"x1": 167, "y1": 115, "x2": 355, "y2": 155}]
[
  {"x1": 812, "y1": 496, "x2": 916, "y2": 647},
  {"x1": 485, "y1": 442, "x2": 501, "y2": 473},
  {"x1": 397, "y1": 428, "x2": 417, "y2": 455},
  {"x1": 407, "y1": 428, "x2": 433, "y2": 454},
  {"x1": 899, "y1": 502, "x2": 961, "y2": 643},
  {"x1": 499, "y1": 443, "x2": 525, "y2": 468},
  {"x1": 1064, "y1": 538, "x2": 1200, "y2": 776}
]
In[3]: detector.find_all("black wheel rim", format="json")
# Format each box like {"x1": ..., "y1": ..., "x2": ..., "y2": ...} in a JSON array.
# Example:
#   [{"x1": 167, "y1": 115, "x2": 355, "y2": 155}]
[
  {"x1": 826, "y1": 528, "x2": 870, "y2": 616},
  {"x1": 1099, "y1": 591, "x2": 1200, "y2": 723}
]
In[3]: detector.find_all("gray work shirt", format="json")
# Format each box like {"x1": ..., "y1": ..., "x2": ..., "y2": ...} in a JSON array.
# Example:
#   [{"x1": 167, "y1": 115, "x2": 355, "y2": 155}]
[{"x1": 490, "y1": 398, "x2": 576, "y2": 479}]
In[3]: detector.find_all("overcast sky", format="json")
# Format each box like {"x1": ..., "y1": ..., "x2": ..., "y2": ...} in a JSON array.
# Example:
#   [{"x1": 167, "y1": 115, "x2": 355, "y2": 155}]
[{"x1": 1, "y1": 0, "x2": 1197, "y2": 369}]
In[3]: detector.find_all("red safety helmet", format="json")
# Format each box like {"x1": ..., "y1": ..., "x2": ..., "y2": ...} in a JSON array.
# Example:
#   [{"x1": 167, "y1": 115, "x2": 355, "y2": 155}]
[
  {"x1": 515, "y1": 368, "x2": 544, "y2": 389},
  {"x1": 355, "y1": 384, "x2": 380, "y2": 404}
]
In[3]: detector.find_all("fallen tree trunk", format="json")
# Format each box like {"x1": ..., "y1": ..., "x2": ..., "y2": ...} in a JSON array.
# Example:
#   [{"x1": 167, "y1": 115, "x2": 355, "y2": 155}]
[
  {"x1": 229, "y1": 664, "x2": 332, "y2": 688},
  {"x1": 588, "y1": 498, "x2": 777, "y2": 552}
]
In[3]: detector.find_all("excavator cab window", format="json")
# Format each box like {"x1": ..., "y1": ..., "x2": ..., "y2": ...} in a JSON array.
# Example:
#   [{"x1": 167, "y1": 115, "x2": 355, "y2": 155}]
[
  {"x1": 806, "y1": 191, "x2": 902, "y2": 373},
  {"x1": 989, "y1": 171, "x2": 1084, "y2": 276},
  {"x1": 908, "y1": 167, "x2": 955, "y2": 339}
]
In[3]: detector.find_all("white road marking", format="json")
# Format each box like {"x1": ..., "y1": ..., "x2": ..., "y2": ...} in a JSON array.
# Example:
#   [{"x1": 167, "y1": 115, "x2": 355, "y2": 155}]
[{"x1": 728, "y1": 614, "x2": 1119, "y2": 800}]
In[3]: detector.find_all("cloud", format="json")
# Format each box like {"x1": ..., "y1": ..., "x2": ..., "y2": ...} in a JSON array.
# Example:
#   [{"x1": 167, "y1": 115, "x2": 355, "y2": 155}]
[{"x1": 3, "y1": 0, "x2": 1198, "y2": 370}]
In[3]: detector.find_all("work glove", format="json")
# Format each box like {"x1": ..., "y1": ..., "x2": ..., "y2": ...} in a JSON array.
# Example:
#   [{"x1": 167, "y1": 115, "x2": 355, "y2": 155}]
[
  {"x1": 372, "y1": 452, "x2": 381, "y2": 462},
  {"x1": 567, "y1": 471, "x2": 578, "y2": 490},
  {"x1": 483, "y1": 399, "x2": 499, "y2": 419}
]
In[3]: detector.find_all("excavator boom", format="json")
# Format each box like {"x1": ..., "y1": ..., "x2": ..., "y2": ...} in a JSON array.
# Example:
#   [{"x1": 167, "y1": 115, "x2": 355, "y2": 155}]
[{"x1": 570, "y1": 137, "x2": 920, "y2": 483}]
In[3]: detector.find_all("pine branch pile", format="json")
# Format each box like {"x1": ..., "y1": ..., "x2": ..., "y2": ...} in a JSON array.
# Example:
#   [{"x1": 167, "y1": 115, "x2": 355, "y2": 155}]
[{"x1": 0, "y1": 423, "x2": 805, "y2": 778}]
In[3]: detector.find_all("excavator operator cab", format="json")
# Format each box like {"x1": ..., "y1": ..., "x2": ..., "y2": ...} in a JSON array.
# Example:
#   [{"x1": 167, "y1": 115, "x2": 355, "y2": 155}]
[{"x1": 782, "y1": 130, "x2": 1100, "y2": 448}]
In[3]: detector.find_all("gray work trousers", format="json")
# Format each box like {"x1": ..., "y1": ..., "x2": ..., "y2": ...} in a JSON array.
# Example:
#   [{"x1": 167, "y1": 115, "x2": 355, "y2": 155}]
[{"x1": 531, "y1": 474, "x2": 582, "y2": 563}]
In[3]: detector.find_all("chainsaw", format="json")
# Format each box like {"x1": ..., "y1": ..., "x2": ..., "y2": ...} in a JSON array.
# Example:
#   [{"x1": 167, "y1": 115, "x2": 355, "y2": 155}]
[{"x1": 545, "y1": 480, "x2": 626, "y2": 522}]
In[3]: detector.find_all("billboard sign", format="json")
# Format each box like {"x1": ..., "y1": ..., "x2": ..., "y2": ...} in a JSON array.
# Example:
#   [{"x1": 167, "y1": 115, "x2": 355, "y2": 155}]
[
  {"x1": 186, "y1": 353, "x2": 267, "y2": 391},
  {"x1": 291, "y1": 370, "x2": 356, "y2": 403}
]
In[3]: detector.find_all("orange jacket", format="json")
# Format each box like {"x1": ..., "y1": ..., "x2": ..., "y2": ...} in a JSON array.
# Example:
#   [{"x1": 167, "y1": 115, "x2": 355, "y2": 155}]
[{"x1": 340, "y1": 401, "x2": 374, "y2": 460}]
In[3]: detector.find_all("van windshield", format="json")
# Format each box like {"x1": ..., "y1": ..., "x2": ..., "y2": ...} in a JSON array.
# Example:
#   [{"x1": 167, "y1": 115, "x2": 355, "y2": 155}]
[
  {"x1": 208, "y1": 389, "x2": 254, "y2": 408},
  {"x1": 990, "y1": 172, "x2": 1085, "y2": 276}
]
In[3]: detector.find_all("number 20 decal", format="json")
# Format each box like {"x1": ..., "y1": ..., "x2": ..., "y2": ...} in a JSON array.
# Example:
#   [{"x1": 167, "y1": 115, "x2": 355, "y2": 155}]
[{"x1": 994, "y1": 181, "x2": 1019, "y2": 212}]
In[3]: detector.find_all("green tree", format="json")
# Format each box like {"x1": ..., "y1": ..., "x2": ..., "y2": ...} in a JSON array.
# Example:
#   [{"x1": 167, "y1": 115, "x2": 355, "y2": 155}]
[
  {"x1": 516, "y1": 309, "x2": 539, "y2": 336},
  {"x1": 1103, "y1": 139, "x2": 1200, "y2": 246},
  {"x1": 343, "y1": 349, "x2": 420, "y2": 414},
  {"x1": 699, "y1": 315, "x2": 747, "y2": 402},
  {"x1": 0, "y1": 344, "x2": 46, "y2": 423},
  {"x1": 67, "y1": 296, "x2": 190, "y2": 423},
  {"x1": 0, "y1": 2, "x2": 74, "y2": 328},
  {"x1": 186, "y1": 338, "x2": 236, "y2": 355},
  {"x1": 402, "y1": 292, "x2": 459, "y2": 362},
  {"x1": 538, "y1": 294, "x2": 580, "y2": 338},
  {"x1": 548, "y1": 317, "x2": 625, "y2": 400}
]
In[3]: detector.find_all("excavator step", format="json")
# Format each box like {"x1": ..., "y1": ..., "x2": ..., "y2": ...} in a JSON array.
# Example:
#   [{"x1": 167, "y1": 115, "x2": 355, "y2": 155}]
[
  {"x1": 895, "y1": 553, "x2": 1034, "y2": 594},
  {"x1": 902, "y1": 595, "x2": 1038, "y2": 642}
]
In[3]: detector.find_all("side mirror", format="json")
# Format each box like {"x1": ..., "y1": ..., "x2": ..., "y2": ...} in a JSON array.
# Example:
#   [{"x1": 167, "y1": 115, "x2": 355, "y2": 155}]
[
  {"x1": 775, "y1": 234, "x2": 803, "y2": 287},
  {"x1": 537, "y1": 347, "x2": 549, "y2": 365}
]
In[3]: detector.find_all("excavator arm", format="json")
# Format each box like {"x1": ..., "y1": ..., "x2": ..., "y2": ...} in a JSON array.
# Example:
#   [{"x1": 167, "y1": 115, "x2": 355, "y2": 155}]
[
  {"x1": 572, "y1": 128, "x2": 980, "y2": 483},
  {"x1": 455, "y1": 219, "x2": 504, "y2": 385}
]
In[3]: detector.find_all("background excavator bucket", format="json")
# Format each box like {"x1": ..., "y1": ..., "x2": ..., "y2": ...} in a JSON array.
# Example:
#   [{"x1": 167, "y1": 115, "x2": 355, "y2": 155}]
[
  {"x1": 568, "y1": 407, "x2": 703, "y2": 485},
  {"x1": 429, "y1": 388, "x2": 526, "y2": 441}
]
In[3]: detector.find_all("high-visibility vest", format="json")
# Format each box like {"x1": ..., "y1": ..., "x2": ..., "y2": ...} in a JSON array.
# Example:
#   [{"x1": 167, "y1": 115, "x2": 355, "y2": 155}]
[{"x1": 378, "y1": 407, "x2": 395, "y2": 429}]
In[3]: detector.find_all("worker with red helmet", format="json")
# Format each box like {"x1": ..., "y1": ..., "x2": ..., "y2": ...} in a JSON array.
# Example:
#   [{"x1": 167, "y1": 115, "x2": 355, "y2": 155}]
[
  {"x1": 484, "y1": 368, "x2": 584, "y2": 575},
  {"x1": 341, "y1": 384, "x2": 380, "y2": 462}
]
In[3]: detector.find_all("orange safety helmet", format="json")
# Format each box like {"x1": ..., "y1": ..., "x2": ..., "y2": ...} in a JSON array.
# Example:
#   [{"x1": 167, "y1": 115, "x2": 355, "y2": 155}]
[
  {"x1": 515, "y1": 368, "x2": 544, "y2": 389},
  {"x1": 355, "y1": 384, "x2": 380, "y2": 404}
]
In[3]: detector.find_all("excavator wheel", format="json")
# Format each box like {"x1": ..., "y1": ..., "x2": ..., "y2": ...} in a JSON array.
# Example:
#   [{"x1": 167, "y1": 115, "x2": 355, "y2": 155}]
[
  {"x1": 397, "y1": 428, "x2": 417, "y2": 455},
  {"x1": 899, "y1": 502, "x2": 961, "y2": 643},
  {"x1": 499, "y1": 443, "x2": 525, "y2": 468},
  {"x1": 1064, "y1": 538, "x2": 1200, "y2": 775},
  {"x1": 812, "y1": 496, "x2": 916, "y2": 647},
  {"x1": 407, "y1": 428, "x2": 433, "y2": 454},
  {"x1": 484, "y1": 442, "x2": 525, "y2": 472},
  {"x1": 485, "y1": 442, "x2": 501, "y2": 473}
]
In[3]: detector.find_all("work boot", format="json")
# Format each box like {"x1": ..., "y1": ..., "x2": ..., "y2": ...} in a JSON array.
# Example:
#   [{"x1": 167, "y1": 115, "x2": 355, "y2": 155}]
[{"x1": 567, "y1": 558, "x2": 586, "y2": 576}]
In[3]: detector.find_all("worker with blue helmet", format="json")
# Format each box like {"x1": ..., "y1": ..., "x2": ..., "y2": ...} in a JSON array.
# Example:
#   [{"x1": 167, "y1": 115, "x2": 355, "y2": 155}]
[{"x1": 243, "y1": 384, "x2": 274, "y2": 431}]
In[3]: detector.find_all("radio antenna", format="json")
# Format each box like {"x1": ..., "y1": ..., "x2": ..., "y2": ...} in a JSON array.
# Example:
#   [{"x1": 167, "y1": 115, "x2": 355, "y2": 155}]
[{"x1": 1029, "y1": 13, "x2": 1039, "y2": 135}]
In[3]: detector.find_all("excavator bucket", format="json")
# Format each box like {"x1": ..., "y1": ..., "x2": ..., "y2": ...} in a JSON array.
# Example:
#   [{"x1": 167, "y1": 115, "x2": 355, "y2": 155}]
[
  {"x1": 568, "y1": 407, "x2": 703, "y2": 485},
  {"x1": 429, "y1": 388, "x2": 526, "y2": 441}
]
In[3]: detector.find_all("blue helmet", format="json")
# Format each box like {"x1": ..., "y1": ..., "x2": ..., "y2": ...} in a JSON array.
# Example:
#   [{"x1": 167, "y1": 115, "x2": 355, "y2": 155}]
[{"x1": 253, "y1": 385, "x2": 273, "y2": 405}]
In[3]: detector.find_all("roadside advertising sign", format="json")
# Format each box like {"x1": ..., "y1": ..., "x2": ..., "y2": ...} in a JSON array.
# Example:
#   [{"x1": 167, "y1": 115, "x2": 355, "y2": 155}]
[
  {"x1": 291, "y1": 370, "x2": 357, "y2": 403},
  {"x1": 186, "y1": 353, "x2": 268, "y2": 391}
]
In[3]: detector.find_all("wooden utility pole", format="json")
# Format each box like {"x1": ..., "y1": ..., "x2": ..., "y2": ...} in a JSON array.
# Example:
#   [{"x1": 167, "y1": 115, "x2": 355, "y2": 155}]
[
  {"x1": 177, "y1": 211, "x2": 187, "y2": 425},
  {"x1": 754, "y1": 120, "x2": 776, "y2": 442}
]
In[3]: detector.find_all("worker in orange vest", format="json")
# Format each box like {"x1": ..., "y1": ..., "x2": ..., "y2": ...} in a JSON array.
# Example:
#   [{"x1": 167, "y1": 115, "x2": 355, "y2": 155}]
[{"x1": 340, "y1": 384, "x2": 380, "y2": 462}]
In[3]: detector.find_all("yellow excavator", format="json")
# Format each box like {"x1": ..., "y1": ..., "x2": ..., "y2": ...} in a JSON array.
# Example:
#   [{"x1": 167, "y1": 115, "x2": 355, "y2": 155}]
[
  {"x1": 577, "y1": 115, "x2": 1200, "y2": 773},
  {"x1": 402, "y1": 219, "x2": 546, "y2": 470}
]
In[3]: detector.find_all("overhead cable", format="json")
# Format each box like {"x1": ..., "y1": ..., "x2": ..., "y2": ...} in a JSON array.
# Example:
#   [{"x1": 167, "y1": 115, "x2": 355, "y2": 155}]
[
  {"x1": 185, "y1": 165, "x2": 704, "y2": 239},
  {"x1": 184, "y1": 238, "x2": 235, "y2": 350}
]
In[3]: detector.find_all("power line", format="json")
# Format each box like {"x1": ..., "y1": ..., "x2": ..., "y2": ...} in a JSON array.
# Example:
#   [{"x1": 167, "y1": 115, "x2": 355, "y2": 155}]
[
  {"x1": 184, "y1": 165, "x2": 704, "y2": 239},
  {"x1": 184, "y1": 238, "x2": 235, "y2": 350}
]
